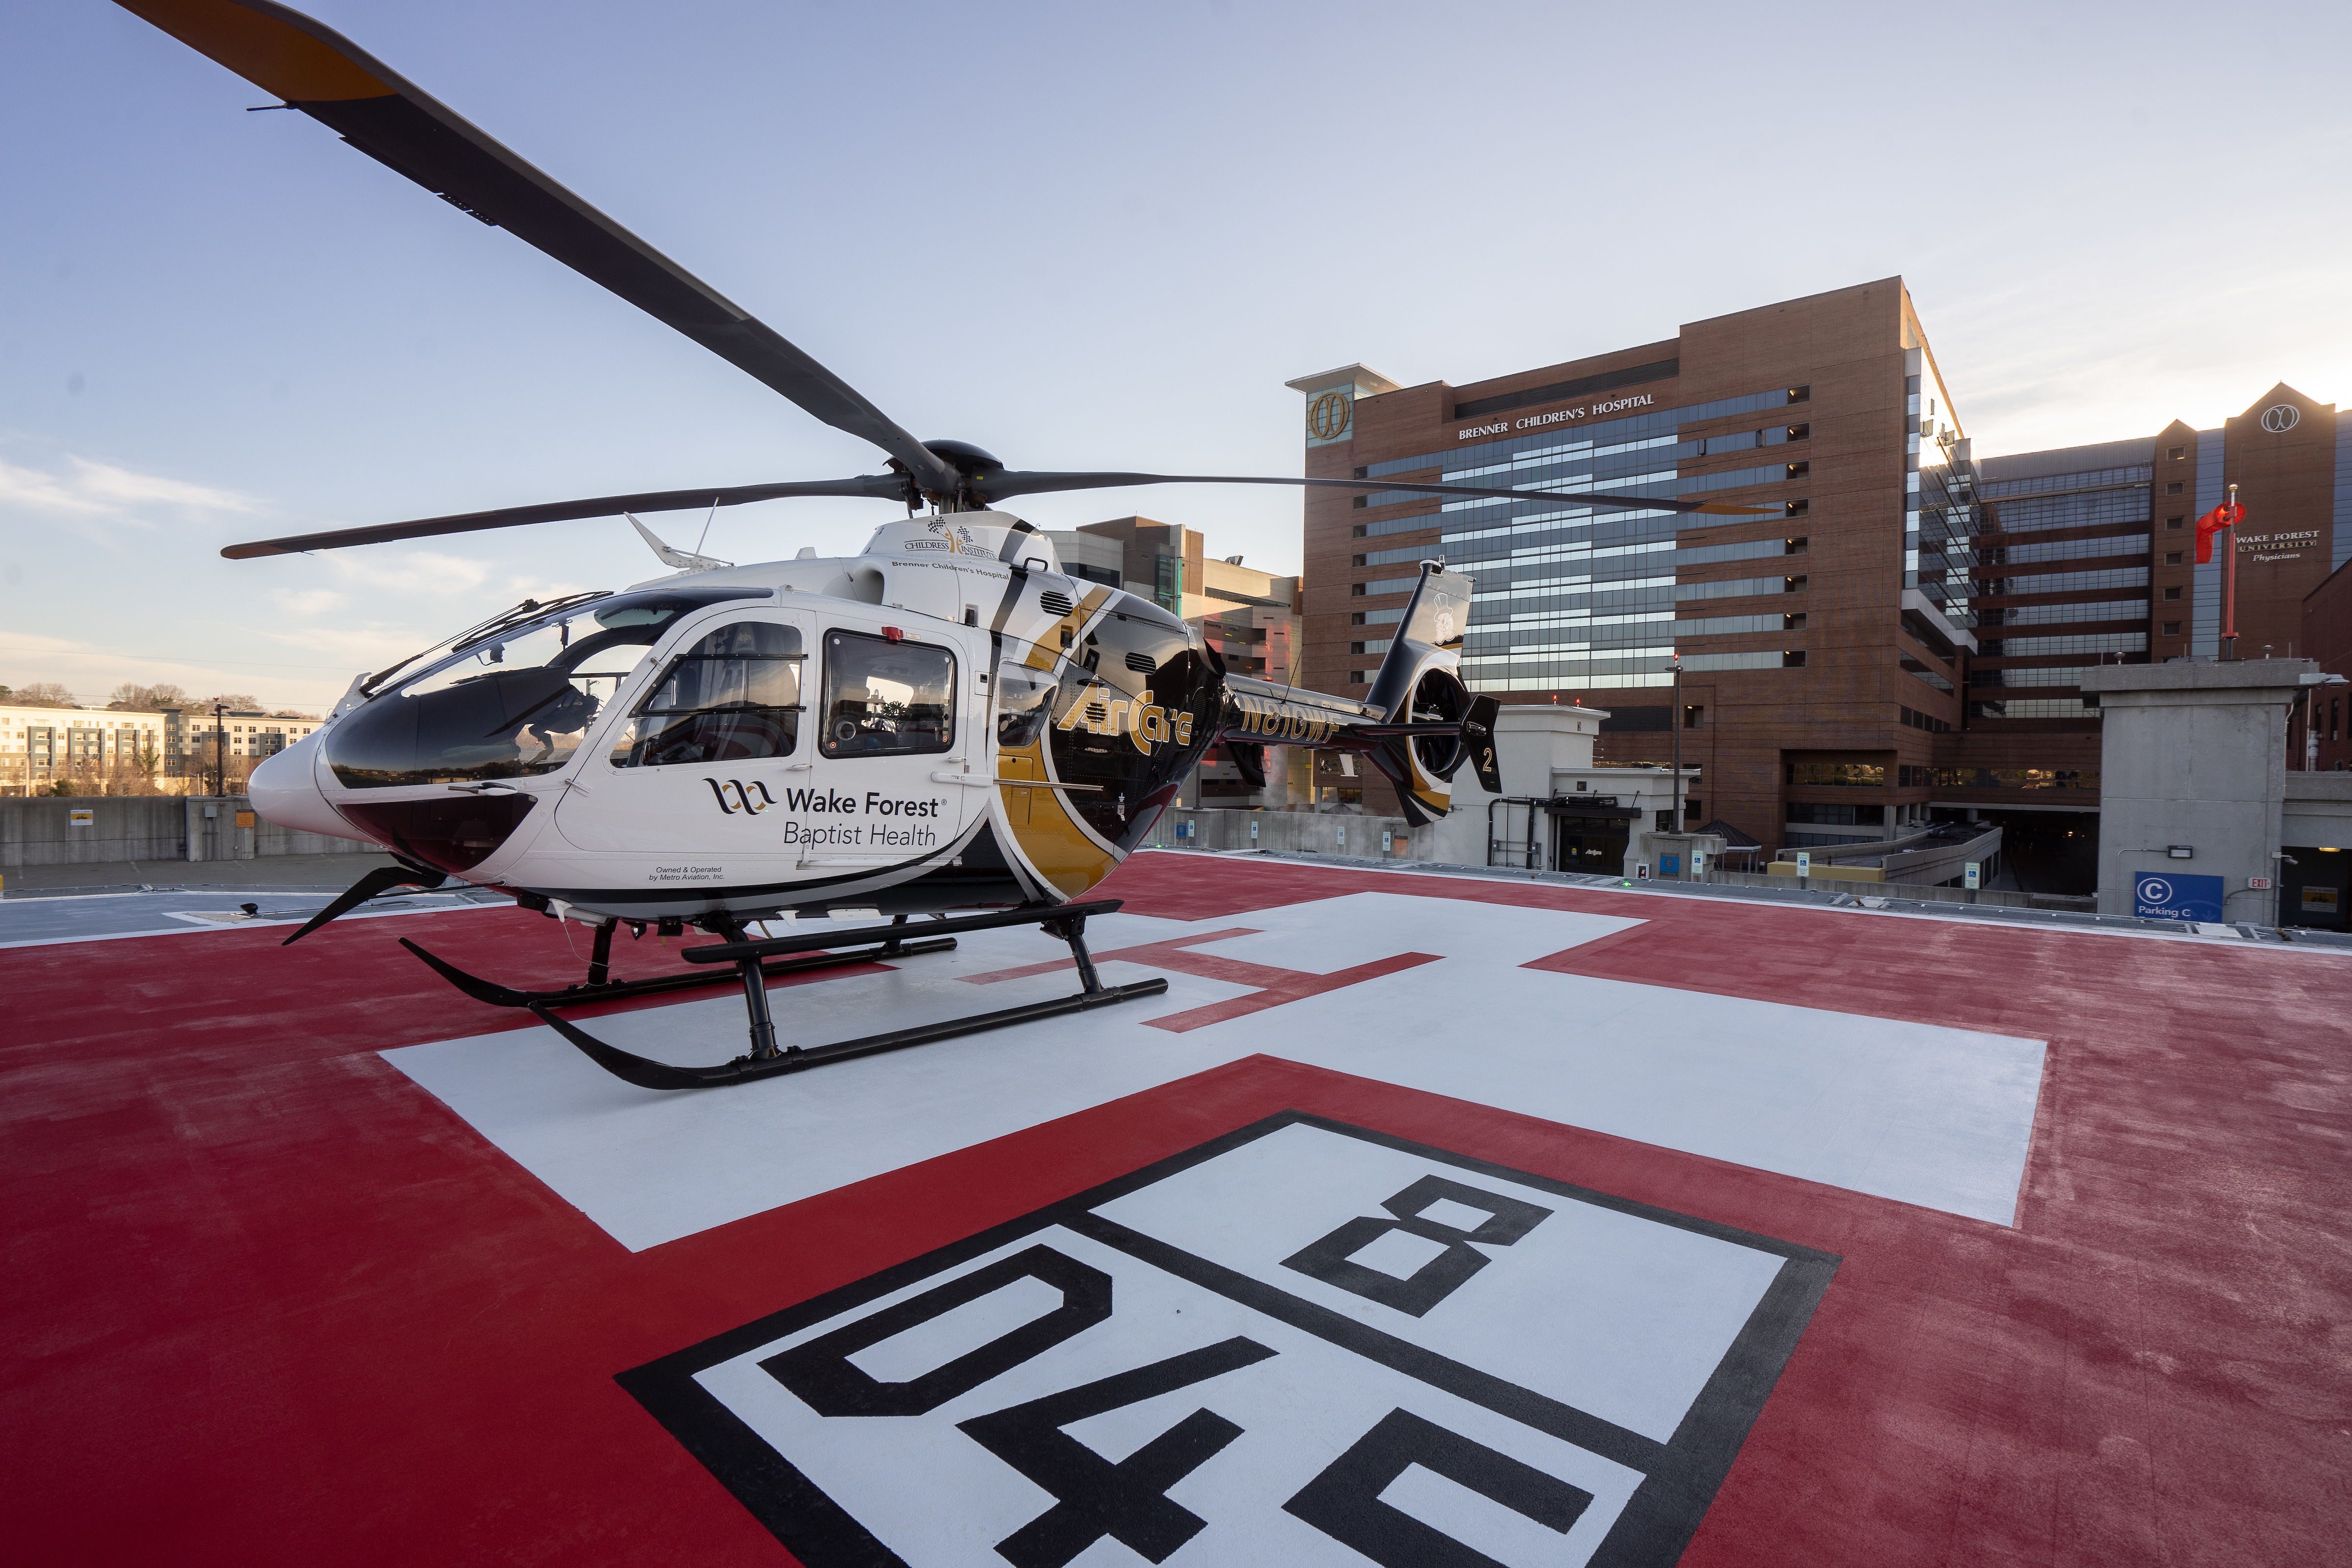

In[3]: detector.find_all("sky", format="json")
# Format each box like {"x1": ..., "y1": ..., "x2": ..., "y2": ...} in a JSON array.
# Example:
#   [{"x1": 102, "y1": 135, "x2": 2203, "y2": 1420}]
[{"x1": 3, "y1": 0, "x2": 2349, "y2": 712}]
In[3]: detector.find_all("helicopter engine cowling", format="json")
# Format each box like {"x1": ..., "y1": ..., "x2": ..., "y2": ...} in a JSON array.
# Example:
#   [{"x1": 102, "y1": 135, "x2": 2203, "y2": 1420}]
[{"x1": 986, "y1": 581, "x2": 1223, "y2": 900}]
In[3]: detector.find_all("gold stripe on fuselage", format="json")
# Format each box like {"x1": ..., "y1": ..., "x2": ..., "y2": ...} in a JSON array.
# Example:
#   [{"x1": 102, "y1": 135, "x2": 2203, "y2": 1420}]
[
  {"x1": 1000, "y1": 585, "x2": 1121, "y2": 898},
  {"x1": 1021, "y1": 586, "x2": 1111, "y2": 671},
  {"x1": 996, "y1": 736, "x2": 1119, "y2": 898}
]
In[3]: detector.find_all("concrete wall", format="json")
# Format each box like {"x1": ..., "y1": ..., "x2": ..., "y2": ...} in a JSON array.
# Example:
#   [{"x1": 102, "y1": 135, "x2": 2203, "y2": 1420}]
[
  {"x1": 1151, "y1": 807, "x2": 1418, "y2": 859},
  {"x1": 2080, "y1": 662, "x2": 2309, "y2": 918},
  {"x1": 0, "y1": 796, "x2": 378, "y2": 867},
  {"x1": 1710, "y1": 867, "x2": 2089, "y2": 911},
  {"x1": 1761, "y1": 828, "x2": 2004, "y2": 887},
  {"x1": 2282, "y1": 772, "x2": 2352, "y2": 850},
  {"x1": 1878, "y1": 826, "x2": 2003, "y2": 887}
]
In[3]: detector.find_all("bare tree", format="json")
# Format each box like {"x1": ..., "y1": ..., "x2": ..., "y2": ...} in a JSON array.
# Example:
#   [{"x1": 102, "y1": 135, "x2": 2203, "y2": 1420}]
[
  {"x1": 10, "y1": 681, "x2": 76, "y2": 708},
  {"x1": 199, "y1": 693, "x2": 262, "y2": 711},
  {"x1": 108, "y1": 681, "x2": 193, "y2": 711}
]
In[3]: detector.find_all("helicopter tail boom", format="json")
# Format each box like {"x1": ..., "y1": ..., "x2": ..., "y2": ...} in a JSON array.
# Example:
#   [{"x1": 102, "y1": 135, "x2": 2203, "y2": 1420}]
[{"x1": 1212, "y1": 563, "x2": 1484, "y2": 828}]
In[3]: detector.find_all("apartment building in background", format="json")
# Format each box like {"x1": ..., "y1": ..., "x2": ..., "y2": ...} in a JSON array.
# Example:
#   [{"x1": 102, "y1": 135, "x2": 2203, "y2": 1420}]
[
  {"x1": 167, "y1": 709, "x2": 323, "y2": 775},
  {"x1": 0, "y1": 705, "x2": 169, "y2": 794}
]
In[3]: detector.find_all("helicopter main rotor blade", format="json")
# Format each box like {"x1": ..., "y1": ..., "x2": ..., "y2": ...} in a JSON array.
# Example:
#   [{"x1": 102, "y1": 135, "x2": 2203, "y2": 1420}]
[
  {"x1": 220, "y1": 476, "x2": 906, "y2": 559},
  {"x1": 115, "y1": 0, "x2": 961, "y2": 499},
  {"x1": 974, "y1": 471, "x2": 1782, "y2": 516}
]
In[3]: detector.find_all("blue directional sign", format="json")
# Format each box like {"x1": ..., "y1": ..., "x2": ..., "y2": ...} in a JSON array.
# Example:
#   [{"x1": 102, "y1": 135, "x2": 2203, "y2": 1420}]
[{"x1": 2135, "y1": 872, "x2": 2224, "y2": 922}]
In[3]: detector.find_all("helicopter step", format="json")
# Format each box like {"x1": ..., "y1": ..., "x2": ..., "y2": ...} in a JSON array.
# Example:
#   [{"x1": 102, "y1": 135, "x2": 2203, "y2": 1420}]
[
  {"x1": 523, "y1": 901, "x2": 1166, "y2": 1092},
  {"x1": 397, "y1": 916, "x2": 961, "y2": 1013}
]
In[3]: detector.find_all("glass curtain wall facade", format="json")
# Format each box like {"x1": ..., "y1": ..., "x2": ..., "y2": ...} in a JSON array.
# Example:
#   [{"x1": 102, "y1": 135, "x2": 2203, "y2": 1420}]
[
  {"x1": 1968, "y1": 443, "x2": 2156, "y2": 723},
  {"x1": 1303, "y1": 278, "x2": 1924, "y2": 851},
  {"x1": 1349, "y1": 390, "x2": 1810, "y2": 691}
]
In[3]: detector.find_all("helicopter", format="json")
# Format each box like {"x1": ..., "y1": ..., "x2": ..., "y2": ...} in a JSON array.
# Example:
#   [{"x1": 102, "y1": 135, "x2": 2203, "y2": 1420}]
[{"x1": 119, "y1": 0, "x2": 1772, "y2": 1089}]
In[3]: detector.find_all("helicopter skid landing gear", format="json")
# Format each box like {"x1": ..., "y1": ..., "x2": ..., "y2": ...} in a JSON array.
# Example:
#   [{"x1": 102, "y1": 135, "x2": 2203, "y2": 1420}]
[
  {"x1": 523, "y1": 900, "x2": 1166, "y2": 1091},
  {"x1": 399, "y1": 914, "x2": 960, "y2": 1012}
]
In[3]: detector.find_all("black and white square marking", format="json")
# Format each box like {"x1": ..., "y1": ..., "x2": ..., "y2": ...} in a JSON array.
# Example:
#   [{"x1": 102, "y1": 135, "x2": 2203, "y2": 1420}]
[{"x1": 620, "y1": 1114, "x2": 1839, "y2": 1567}]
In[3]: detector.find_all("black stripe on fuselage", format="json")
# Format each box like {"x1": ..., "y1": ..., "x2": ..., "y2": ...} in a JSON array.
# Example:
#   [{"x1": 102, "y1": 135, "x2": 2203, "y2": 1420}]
[{"x1": 525, "y1": 820, "x2": 989, "y2": 911}]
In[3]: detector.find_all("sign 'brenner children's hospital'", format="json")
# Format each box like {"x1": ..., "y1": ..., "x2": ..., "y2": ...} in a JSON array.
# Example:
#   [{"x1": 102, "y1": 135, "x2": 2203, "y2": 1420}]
[{"x1": 1457, "y1": 394, "x2": 1657, "y2": 441}]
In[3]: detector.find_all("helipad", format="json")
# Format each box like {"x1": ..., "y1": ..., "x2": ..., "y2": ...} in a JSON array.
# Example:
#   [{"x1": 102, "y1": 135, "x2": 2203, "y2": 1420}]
[{"x1": 5, "y1": 852, "x2": 2346, "y2": 1565}]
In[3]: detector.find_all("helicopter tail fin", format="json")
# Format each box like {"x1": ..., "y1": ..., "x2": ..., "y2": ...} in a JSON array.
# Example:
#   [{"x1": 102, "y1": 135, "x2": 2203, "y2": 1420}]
[{"x1": 1356, "y1": 564, "x2": 1478, "y2": 826}]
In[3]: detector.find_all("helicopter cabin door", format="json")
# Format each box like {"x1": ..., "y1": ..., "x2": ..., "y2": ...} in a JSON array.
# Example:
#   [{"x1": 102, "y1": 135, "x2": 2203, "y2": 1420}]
[
  {"x1": 796, "y1": 620, "x2": 973, "y2": 877},
  {"x1": 557, "y1": 605, "x2": 815, "y2": 892}
]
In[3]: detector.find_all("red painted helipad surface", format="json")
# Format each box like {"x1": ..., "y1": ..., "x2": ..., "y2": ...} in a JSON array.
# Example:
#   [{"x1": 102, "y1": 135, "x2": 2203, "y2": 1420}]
[{"x1": 5, "y1": 854, "x2": 2348, "y2": 1566}]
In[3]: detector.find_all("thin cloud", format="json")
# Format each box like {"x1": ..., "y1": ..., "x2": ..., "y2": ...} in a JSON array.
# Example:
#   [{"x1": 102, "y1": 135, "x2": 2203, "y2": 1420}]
[
  {"x1": 320, "y1": 549, "x2": 492, "y2": 596},
  {"x1": 0, "y1": 627, "x2": 339, "y2": 711},
  {"x1": 269, "y1": 588, "x2": 349, "y2": 618},
  {"x1": 0, "y1": 455, "x2": 260, "y2": 519}
]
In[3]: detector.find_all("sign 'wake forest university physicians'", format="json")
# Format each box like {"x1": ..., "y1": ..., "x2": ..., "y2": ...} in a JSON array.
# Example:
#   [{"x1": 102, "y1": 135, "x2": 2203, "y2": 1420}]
[{"x1": 623, "y1": 1116, "x2": 1838, "y2": 1566}]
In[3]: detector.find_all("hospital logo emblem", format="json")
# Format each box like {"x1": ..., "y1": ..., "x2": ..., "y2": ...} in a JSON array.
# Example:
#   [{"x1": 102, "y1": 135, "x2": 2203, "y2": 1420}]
[
  {"x1": 1306, "y1": 390, "x2": 1353, "y2": 442},
  {"x1": 2260, "y1": 404, "x2": 2300, "y2": 433},
  {"x1": 705, "y1": 778, "x2": 775, "y2": 814},
  {"x1": 622, "y1": 1115, "x2": 1838, "y2": 1566},
  {"x1": 912, "y1": 521, "x2": 983, "y2": 553}
]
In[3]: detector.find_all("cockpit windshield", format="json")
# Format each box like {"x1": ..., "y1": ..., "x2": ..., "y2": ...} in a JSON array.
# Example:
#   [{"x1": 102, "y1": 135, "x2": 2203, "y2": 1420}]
[{"x1": 324, "y1": 587, "x2": 772, "y2": 789}]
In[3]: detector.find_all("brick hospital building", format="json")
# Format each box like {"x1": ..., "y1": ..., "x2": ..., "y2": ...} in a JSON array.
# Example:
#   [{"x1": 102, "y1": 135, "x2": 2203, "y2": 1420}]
[{"x1": 1288, "y1": 278, "x2": 2350, "y2": 889}]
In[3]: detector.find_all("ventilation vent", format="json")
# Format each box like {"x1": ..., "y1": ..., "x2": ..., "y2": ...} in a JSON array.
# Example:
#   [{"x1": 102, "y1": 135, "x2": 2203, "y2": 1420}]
[
  {"x1": 1038, "y1": 591, "x2": 1075, "y2": 617},
  {"x1": 1124, "y1": 652, "x2": 1157, "y2": 674}
]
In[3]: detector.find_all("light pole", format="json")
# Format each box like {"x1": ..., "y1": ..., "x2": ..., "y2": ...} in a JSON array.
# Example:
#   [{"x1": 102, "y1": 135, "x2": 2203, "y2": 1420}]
[
  {"x1": 1670, "y1": 653, "x2": 1684, "y2": 872},
  {"x1": 213, "y1": 700, "x2": 226, "y2": 799}
]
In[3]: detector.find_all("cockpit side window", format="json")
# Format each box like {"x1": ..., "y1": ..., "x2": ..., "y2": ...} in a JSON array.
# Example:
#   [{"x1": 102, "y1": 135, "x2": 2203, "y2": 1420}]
[
  {"x1": 326, "y1": 599, "x2": 681, "y2": 789},
  {"x1": 609, "y1": 620, "x2": 803, "y2": 768},
  {"x1": 820, "y1": 631, "x2": 956, "y2": 759}
]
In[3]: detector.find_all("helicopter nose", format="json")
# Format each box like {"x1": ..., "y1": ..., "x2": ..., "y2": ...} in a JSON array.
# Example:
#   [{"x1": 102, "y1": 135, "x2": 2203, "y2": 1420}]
[{"x1": 248, "y1": 734, "x2": 370, "y2": 843}]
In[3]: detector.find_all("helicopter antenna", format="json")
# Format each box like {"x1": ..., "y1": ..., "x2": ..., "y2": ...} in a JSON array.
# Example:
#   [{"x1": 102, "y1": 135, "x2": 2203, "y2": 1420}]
[
  {"x1": 628, "y1": 513, "x2": 732, "y2": 571},
  {"x1": 692, "y1": 493, "x2": 719, "y2": 558}
]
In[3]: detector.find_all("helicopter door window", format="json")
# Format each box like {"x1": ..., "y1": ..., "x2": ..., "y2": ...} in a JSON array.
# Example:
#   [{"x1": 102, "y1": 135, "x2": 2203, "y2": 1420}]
[
  {"x1": 610, "y1": 621, "x2": 805, "y2": 767},
  {"x1": 995, "y1": 663, "x2": 1059, "y2": 750},
  {"x1": 820, "y1": 631, "x2": 956, "y2": 759}
]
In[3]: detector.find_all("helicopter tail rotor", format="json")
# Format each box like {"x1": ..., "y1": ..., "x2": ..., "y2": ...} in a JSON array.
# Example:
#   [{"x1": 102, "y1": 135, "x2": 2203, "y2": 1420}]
[
  {"x1": 1207, "y1": 562, "x2": 1486, "y2": 829},
  {"x1": 1354, "y1": 565, "x2": 1479, "y2": 825}
]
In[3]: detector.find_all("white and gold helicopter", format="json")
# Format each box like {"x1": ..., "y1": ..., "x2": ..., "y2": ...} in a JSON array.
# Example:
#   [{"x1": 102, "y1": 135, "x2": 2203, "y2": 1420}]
[{"x1": 120, "y1": 0, "x2": 1768, "y2": 1088}]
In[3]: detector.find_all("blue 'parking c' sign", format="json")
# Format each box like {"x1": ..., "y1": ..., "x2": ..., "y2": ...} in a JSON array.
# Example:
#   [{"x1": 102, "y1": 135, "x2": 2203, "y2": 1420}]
[{"x1": 2135, "y1": 872, "x2": 2224, "y2": 922}]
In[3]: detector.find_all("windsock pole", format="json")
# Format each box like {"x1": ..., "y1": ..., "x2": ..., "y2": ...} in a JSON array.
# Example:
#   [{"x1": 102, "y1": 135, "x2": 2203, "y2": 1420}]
[{"x1": 2221, "y1": 482, "x2": 2240, "y2": 662}]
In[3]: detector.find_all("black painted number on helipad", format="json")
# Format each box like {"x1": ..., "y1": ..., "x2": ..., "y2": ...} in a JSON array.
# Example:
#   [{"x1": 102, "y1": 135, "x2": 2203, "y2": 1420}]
[
  {"x1": 619, "y1": 1114, "x2": 1839, "y2": 1568},
  {"x1": 1280, "y1": 1173, "x2": 1554, "y2": 1317}
]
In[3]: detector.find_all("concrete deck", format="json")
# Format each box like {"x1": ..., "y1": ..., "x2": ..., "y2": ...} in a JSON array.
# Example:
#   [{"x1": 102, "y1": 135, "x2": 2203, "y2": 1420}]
[{"x1": 5, "y1": 851, "x2": 2347, "y2": 1565}]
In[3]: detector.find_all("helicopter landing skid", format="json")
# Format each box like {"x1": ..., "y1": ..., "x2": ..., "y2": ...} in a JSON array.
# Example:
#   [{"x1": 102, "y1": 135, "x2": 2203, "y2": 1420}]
[
  {"x1": 398, "y1": 926, "x2": 960, "y2": 1012},
  {"x1": 521, "y1": 901, "x2": 1166, "y2": 1092}
]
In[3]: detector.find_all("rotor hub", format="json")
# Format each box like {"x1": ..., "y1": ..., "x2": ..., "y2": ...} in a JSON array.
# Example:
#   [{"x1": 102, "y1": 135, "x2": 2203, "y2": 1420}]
[{"x1": 889, "y1": 441, "x2": 1005, "y2": 510}]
